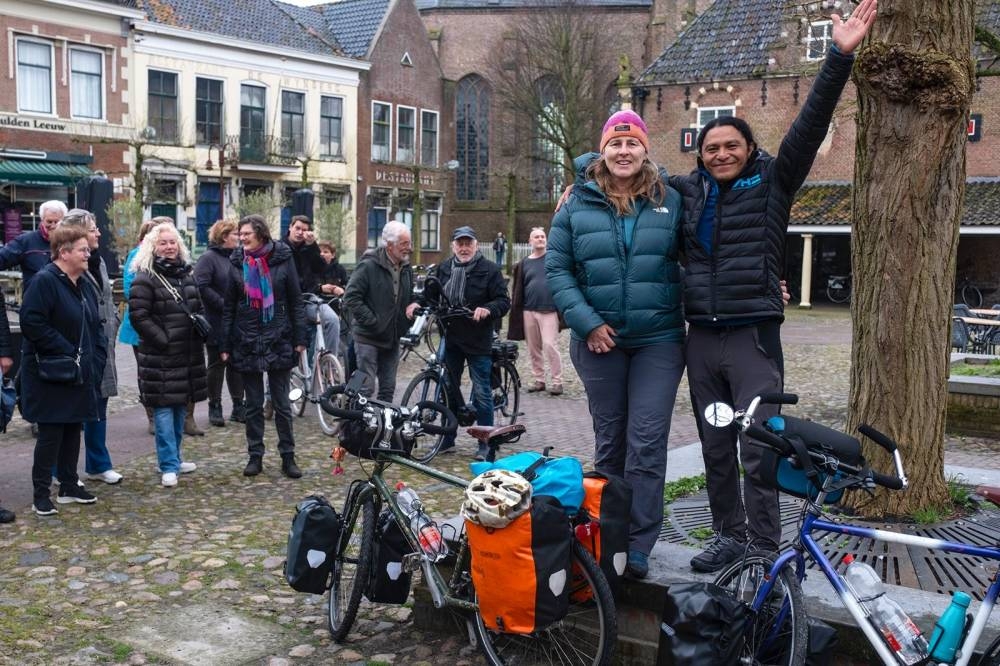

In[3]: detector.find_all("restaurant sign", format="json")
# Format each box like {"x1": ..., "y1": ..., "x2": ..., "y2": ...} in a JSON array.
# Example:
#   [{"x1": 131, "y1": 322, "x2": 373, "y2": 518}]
[
  {"x1": 374, "y1": 168, "x2": 435, "y2": 187},
  {"x1": 0, "y1": 113, "x2": 69, "y2": 132}
]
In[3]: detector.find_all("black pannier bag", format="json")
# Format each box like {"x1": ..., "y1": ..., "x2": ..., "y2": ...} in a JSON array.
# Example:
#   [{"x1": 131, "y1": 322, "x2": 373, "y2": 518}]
[
  {"x1": 757, "y1": 415, "x2": 864, "y2": 504},
  {"x1": 366, "y1": 509, "x2": 415, "y2": 604},
  {"x1": 656, "y1": 582, "x2": 750, "y2": 666},
  {"x1": 285, "y1": 495, "x2": 342, "y2": 594},
  {"x1": 491, "y1": 340, "x2": 518, "y2": 362}
]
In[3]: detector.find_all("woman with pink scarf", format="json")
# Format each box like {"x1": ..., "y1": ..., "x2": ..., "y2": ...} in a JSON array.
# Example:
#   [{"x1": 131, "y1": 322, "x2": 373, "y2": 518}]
[{"x1": 220, "y1": 215, "x2": 308, "y2": 478}]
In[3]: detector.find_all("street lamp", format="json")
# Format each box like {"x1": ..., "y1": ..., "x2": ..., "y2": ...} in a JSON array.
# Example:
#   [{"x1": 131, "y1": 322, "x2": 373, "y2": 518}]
[{"x1": 205, "y1": 143, "x2": 234, "y2": 220}]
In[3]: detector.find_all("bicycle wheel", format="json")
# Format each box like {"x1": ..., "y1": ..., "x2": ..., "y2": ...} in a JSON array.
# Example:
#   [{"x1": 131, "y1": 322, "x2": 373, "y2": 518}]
[
  {"x1": 473, "y1": 539, "x2": 617, "y2": 666},
  {"x1": 289, "y1": 369, "x2": 307, "y2": 417},
  {"x1": 713, "y1": 553, "x2": 808, "y2": 666},
  {"x1": 401, "y1": 370, "x2": 450, "y2": 463},
  {"x1": 977, "y1": 632, "x2": 1000, "y2": 665},
  {"x1": 826, "y1": 285, "x2": 849, "y2": 304},
  {"x1": 963, "y1": 283, "x2": 983, "y2": 309},
  {"x1": 491, "y1": 361, "x2": 520, "y2": 425},
  {"x1": 315, "y1": 352, "x2": 345, "y2": 436},
  {"x1": 327, "y1": 489, "x2": 376, "y2": 642}
]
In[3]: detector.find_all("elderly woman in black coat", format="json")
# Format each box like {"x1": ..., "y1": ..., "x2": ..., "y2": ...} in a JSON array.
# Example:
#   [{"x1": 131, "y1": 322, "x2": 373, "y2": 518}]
[
  {"x1": 129, "y1": 222, "x2": 208, "y2": 489},
  {"x1": 220, "y1": 215, "x2": 308, "y2": 479},
  {"x1": 194, "y1": 219, "x2": 245, "y2": 427},
  {"x1": 20, "y1": 225, "x2": 106, "y2": 516}
]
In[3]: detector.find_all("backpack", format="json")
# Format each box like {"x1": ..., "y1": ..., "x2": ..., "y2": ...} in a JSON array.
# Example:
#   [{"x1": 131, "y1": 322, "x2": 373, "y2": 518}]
[
  {"x1": 284, "y1": 495, "x2": 342, "y2": 594},
  {"x1": 470, "y1": 451, "x2": 585, "y2": 516},
  {"x1": 366, "y1": 510, "x2": 414, "y2": 604},
  {"x1": 576, "y1": 471, "x2": 632, "y2": 592},
  {"x1": 466, "y1": 495, "x2": 573, "y2": 634},
  {"x1": 657, "y1": 581, "x2": 751, "y2": 665}
]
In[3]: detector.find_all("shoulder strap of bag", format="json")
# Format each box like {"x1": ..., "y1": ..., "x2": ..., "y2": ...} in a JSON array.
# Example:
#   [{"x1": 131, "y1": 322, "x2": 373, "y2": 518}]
[{"x1": 153, "y1": 270, "x2": 195, "y2": 318}]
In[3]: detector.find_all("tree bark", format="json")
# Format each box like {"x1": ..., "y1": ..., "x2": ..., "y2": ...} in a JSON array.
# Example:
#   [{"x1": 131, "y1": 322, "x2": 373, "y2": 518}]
[{"x1": 848, "y1": 2, "x2": 975, "y2": 517}]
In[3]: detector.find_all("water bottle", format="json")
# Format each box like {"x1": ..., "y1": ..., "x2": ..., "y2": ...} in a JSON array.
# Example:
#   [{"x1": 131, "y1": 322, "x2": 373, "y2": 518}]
[
  {"x1": 842, "y1": 554, "x2": 929, "y2": 664},
  {"x1": 928, "y1": 590, "x2": 971, "y2": 663},
  {"x1": 396, "y1": 482, "x2": 448, "y2": 561}
]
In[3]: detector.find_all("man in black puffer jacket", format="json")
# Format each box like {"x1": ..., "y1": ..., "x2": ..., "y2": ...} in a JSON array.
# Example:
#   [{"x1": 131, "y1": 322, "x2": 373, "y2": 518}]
[{"x1": 678, "y1": 0, "x2": 877, "y2": 573}]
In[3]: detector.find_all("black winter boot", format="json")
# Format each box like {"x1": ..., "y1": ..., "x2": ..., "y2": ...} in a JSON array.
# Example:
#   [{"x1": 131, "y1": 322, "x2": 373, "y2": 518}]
[
  {"x1": 229, "y1": 400, "x2": 246, "y2": 423},
  {"x1": 281, "y1": 454, "x2": 302, "y2": 479},
  {"x1": 243, "y1": 455, "x2": 263, "y2": 477},
  {"x1": 208, "y1": 401, "x2": 225, "y2": 427}
]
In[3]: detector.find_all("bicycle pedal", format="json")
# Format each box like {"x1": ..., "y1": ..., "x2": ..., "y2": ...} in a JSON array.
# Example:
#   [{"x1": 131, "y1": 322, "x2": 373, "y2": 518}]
[{"x1": 403, "y1": 552, "x2": 423, "y2": 574}]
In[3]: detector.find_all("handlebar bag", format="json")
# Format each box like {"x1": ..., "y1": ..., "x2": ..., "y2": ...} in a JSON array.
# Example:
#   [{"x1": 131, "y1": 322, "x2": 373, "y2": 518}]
[
  {"x1": 466, "y1": 495, "x2": 573, "y2": 634},
  {"x1": 470, "y1": 451, "x2": 585, "y2": 515},
  {"x1": 756, "y1": 416, "x2": 863, "y2": 504},
  {"x1": 284, "y1": 495, "x2": 342, "y2": 594},
  {"x1": 366, "y1": 509, "x2": 414, "y2": 604},
  {"x1": 491, "y1": 340, "x2": 519, "y2": 362},
  {"x1": 657, "y1": 581, "x2": 750, "y2": 666},
  {"x1": 338, "y1": 405, "x2": 414, "y2": 460},
  {"x1": 575, "y1": 471, "x2": 632, "y2": 594}
]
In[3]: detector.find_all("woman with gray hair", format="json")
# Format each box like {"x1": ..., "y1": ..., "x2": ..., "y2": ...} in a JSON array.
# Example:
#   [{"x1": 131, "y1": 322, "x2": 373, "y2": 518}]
[
  {"x1": 128, "y1": 223, "x2": 208, "y2": 488},
  {"x1": 58, "y1": 209, "x2": 123, "y2": 484}
]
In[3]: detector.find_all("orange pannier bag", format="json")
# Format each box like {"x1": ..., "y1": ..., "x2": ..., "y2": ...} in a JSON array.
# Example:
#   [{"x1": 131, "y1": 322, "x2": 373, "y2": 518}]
[
  {"x1": 466, "y1": 495, "x2": 573, "y2": 634},
  {"x1": 576, "y1": 471, "x2": 632, "y2": 593}
]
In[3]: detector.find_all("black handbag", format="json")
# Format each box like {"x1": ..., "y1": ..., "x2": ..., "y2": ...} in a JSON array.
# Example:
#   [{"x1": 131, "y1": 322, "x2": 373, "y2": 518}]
[
  {"x1": 35, "y1": 298, "x2": 84, "y2": 385},
  {"x1": 154, "y1": 271, "x2": 213, "y2": 341}
]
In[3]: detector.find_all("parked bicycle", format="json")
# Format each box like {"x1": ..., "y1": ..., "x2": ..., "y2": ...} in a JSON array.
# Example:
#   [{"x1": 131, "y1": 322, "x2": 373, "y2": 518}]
[
  {"x1": 826, "y1": 274, "x2": 852, "y2": 304},
  {"x1": 316, "y1": 376, "x2": 617, "y2": 665},
  {"x1": 288, "y1": 292, "x2": 344, "y2": 436},
  {"x1": 703, "y1": 391, "x2": 1000, "y2": 666},
  {"x1": 399, "y1": 264, "x2": 442, "y2": 362},
  {"x1": 400, "y1": 290, "x2": 521, "y2": 463}
]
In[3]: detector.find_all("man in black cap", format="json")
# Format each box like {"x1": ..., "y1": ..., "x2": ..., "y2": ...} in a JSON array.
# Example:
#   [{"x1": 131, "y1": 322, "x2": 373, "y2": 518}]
[{"x1": 422, "y1": 226, "x2": 510, "y2": 460}]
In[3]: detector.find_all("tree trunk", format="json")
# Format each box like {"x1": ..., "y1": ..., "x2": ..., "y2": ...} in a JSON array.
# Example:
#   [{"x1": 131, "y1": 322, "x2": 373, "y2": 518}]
[{"x1": 847, "y1": 2, "x2": 975, "y2": 517}]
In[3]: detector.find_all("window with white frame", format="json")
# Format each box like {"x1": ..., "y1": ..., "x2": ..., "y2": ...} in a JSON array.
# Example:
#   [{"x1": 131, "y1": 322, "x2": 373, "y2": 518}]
[
  {"x1": 420, "y1": 195, "x2": 441, "y2": 251},
  {"x1": 16, "y1": 39, "x2": 54, "y2": 114},
  {"x1": 397, "y1": 106, "x2": 416, "y2": 164},
  {"x1": 807, "y1": 20, "x2": 832, "y2": 60},
  {"x1": 70, "y1": 48, "x2": 103, "y2": 119},
  {"x1": 421, "y1": 110, "x2": 439, "y2": 167},
  {"x1": 372, "y1": 102, "x2": 391, "y2": 161},
  {"x1": 320, "y1": 95, "x2": 343, "y2": 158},
  {"x1": 696, "y1": 106, "x2": 735, "y2": 130}
]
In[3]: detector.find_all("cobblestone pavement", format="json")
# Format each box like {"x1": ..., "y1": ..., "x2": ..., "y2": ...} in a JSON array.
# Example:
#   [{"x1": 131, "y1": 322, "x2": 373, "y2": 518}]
[{"x1": 0, "y1": 306, "x2": 996, "y2": 664}]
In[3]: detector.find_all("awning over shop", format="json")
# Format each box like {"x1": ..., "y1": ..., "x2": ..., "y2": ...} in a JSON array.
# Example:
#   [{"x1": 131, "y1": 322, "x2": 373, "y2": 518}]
[{"x1": 0, "y1": 159, "x2": 93, "y2": 186}]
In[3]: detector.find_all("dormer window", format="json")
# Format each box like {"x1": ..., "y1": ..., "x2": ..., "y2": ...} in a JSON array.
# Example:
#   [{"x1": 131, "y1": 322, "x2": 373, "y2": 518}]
[{"x1": 807, "y1": 20, "x2": 832, "y2": 61}]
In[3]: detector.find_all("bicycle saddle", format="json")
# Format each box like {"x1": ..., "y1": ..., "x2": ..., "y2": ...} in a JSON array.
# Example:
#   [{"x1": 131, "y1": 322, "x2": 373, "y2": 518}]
[{"x1": 467, "y1": 423, "x2": 525, "y2": 445}]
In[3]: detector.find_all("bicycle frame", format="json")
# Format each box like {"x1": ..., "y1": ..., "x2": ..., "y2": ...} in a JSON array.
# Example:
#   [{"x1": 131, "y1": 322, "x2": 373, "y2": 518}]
[
  {"x1": 344, "y1": 451, "x2": 478, "y2": 613},
  {"x1": 756, "y1": 507, "x2": 1000, "y2": 665}
]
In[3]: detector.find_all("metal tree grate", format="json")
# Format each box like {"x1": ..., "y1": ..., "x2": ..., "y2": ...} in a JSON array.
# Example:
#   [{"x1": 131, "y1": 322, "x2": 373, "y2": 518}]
[{"x1": 662, "y1": 491, "x2": 1000, "y2": 599}]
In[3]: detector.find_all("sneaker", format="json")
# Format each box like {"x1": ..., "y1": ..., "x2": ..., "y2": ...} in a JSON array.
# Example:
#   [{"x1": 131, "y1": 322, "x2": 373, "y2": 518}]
[
  {"x1": 33, "y1": 497, "x2": 58, "y2": 516},
  {"x1": 627, "y1": 550, "x2": 649, "y2": 579},
  {"x1": 548, "y1": 384, "x2": 564, "y2": 396},
  {"x1": 690, "y1": 533, "x2": 747, "y2": 573},
  {"x1": 56, "y1": 485, "x2": 97, "y2": 504},
  {"x1": 85, "y1": 470, "x2": 123, "y2": 485},
  {"x1": 179, "y1": 462, "x2": 197, "y2": 474},
  {"x1": 526, "y1": 382, "x2": 546, "y2": 393},
  {"x1": 161, "y1": 472, "x2": 178, "y2": 487}
]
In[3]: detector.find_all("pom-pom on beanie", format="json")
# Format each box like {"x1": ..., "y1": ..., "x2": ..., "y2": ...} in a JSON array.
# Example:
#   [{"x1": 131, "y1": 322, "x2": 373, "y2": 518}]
[{"x1": 600, "y1": 110, "x2": 650, "y2": 152}]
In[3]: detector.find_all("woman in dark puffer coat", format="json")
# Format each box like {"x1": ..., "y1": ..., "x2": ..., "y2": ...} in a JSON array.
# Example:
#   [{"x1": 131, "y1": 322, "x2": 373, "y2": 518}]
[
  {"x1": 220, "y1": 215, "x2": 308, "y2": 479},
  {"x1": 129, "y1": 223, "x2": 208, "y2": 488}
]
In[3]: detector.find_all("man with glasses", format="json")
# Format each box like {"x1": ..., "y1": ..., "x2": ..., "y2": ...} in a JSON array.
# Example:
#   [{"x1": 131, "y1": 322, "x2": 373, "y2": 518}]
[
  {"x1": 0, "y1": 200, "x2": 67, "y2": 290},
  {"x1": 344, "y1": 221, "x2": 419, "y2": 401}
]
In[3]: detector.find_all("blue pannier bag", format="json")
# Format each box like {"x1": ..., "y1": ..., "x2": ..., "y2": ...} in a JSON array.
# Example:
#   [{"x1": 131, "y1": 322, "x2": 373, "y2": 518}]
[{"x1": 470, "y1": 450, "x2": 584, "y2": 515}]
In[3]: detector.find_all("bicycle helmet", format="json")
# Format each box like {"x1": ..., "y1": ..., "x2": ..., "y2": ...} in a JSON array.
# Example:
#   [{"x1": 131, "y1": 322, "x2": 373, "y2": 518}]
[{"x1": 461, "y1": 469, "x2": 533, "y2": 529}]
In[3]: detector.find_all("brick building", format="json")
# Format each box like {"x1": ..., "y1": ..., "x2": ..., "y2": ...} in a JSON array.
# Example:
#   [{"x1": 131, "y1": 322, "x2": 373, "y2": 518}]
[
  {"x1": 0, "y1": 0, "x2": 144, "y2": 236},
  {"x1": 635, "y1": 0, "x2": 1000, "y2": 304}
]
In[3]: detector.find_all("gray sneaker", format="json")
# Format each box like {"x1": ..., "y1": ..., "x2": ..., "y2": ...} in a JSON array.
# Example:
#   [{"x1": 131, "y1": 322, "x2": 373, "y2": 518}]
[{"x1": 690, "y1": 533, "x2": 746, "y2": 573}]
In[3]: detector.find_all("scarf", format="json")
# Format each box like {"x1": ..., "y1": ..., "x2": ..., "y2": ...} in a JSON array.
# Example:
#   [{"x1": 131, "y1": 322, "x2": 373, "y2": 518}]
[
  {"x1": 243, "y1": 242, "x2": 275, "y2": 322},
  {"x1": 442, "y1": 250, "x2": 482, "y2": 307}
]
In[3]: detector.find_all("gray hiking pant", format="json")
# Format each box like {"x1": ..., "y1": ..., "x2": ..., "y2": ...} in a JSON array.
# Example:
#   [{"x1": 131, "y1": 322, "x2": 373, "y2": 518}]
[
  {"x1": 570, "y1": 338, "x2": 684, "y2": 555},
  {"x1": 686, "y1": 322, "x2": 784, "y2": 550}
]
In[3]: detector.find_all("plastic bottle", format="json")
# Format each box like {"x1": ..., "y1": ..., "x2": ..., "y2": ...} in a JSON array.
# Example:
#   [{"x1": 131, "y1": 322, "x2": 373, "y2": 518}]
[
  {"x1": 842, "y1": 554, "x2": 929, "y2": 665},
  {"x1": 928, "y1": 590, "x2": 971, "y2": 663},
  {"x1": 396, "y1": 482, "x2": 449, "y2": 561}
]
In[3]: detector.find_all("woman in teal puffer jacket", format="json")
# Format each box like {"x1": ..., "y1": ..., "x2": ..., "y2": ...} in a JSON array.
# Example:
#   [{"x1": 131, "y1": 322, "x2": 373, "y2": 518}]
[{"x1": 546, "y1": 110, "x2": 685, "y2": 580}]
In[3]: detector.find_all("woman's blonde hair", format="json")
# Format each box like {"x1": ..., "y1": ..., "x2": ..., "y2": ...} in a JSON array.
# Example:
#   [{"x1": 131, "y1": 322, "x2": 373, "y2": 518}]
[
  {"x1": 130, "y1": 222, "x2": 190, "y2": 274},
  {"x1": 585, "y1": 157, "x2": 665, "y2": 217},
  {"x1": 208, "y1": 219, "x2": 238, "y2": 246}
]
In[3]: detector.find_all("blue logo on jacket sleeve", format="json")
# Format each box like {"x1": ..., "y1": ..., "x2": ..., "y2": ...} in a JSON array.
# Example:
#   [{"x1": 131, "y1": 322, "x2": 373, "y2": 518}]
[{"x1": 732, "y1": 174, "x2": 762, "y2": 190}]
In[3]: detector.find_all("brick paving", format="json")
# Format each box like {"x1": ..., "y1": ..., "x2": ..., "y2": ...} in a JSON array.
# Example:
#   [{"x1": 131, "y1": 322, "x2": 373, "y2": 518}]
[{"x1": 0, "y1": 305, "x2": 996, "y2": 664}]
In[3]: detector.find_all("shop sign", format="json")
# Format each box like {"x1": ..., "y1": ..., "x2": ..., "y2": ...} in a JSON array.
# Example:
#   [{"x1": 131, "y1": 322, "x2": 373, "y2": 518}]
[
  {"x1": 0, "y1": 113, "x2": 69, "y2": 132},
  {"x1": 374, "y1": 168, "x2": 435, "y2": 187}
]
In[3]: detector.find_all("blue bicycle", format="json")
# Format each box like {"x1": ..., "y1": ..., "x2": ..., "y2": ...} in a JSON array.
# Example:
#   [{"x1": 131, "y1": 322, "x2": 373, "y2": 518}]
[{"x1": 705, "y1": 392, "x2": 1000, "y2": 666}]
